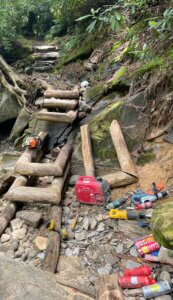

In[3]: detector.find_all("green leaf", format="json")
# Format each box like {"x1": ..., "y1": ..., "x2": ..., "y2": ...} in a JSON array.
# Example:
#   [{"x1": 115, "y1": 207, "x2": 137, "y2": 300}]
[
  {"x1": 114, "y1": 11, "x2": 121, "y2": 21},
  {"x1": 86, "y1": 19, "x2": 97, "y2": 33},
  {"x1": 149, "y1": 20, "x2": 157, "y2": 27},
  {"x1": 76, "y1": 15, "x2": 91, "y2": 22}
]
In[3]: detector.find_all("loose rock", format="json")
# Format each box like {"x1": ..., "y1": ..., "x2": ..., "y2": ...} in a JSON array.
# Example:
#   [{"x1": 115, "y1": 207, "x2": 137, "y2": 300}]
[
  {"x1": 35, "y1": 236, "x2": 48, "y2": 251},
  {"x1": 75, "y1": 231, "x2": 86, "y2": 241},
  {"x1": 10, "y1": 218, "x2": 23, "y2": 232},
  {"x1": 159, "y1": 271, "x2": 171, "y2": 282},
  {"x1": 16, "y1": 210, "x2": 42, "y2": 228},
  {"x1": 97, "y1": 263, "x2": 112, "y2": 275},
  {"x1": 116, "y1": 244, "x2": 124, "y2": 254},
  {"x1": 12, "y1": 228, "x2": 27, "y2": 240},
  {"x1": 1, "y1": 234, "x2": 10, "y2": 243}
]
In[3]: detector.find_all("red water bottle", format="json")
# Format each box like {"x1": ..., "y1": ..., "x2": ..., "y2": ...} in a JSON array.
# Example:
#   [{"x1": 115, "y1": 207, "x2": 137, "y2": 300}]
[
  {"x1": 124, "y1": 266, "x2": 152, "y2": 276},
  {"x1": 137, "y1": 202, "x2": 153, "y2": 210},
  {"x1": 119, "y1": 275, "x2": 156, "y2": 289}
]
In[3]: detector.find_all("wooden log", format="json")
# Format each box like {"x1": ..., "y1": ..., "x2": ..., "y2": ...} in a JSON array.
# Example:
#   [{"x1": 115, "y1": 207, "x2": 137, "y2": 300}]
[
  {"x1": 35, "y1": 98, "x2": 78, "y2": 110},
  {"x1": 32, "y1": 45, "x2": 59, "y2": 52},
  {"x1": 110, "y1": 120, "x2": 137, "y2": 178},
  {"x1": 32, "y1": 52, "x2": 59, "y2": 61},
  {"x1": 51, "y1": 206, "x2": 62, "y2": 232},
  {"x1": 0, "y1": 176, "x2": 15, "y2": 196},
  {"x1": 6, "y1": 186, "x2": 57, "y2": 204},
  {"x1": 15, "y1": 143, "x2": 72, "y2": 177},
  {"x1": 44, "y1": 89, "x2": 79, "y2": 99},
  {"x1": 42, "y1": 231, "x2": 60, "y2": 273},
  {"x1": 102, "y1": 171, "x2": 138, "y2": 188},
  {"x1": 35, "y1": 109, "x2": 78, "y2": 123},
  {"x1": 0, "y1": 175, "x2": 28, "y2": 236},
  {"x1": 96, "y1": 274, "x2": 124, "y2": 300},
  {"x1": 42, "y1": 205, "x2": 62, "y2": 273},
  {"x1": 6, "y1": 164, "x2": 70, "y2": 205},
  {"x1": 81, "y1": 124, "x2": 95, "y2": 176}
]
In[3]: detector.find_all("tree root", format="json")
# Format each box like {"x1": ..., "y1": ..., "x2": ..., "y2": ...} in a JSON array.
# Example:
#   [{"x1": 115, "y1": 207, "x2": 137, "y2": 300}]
[{"x1": 0, "y1": 55, "x2": 27, "y2": 107}]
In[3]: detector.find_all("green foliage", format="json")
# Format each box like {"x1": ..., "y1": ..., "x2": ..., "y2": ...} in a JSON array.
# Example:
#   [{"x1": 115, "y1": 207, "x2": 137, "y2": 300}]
[
  {"x1": 137, "y1": 151, "x2": 155, "y2": 166},
  {"x1": 76, "y1": 4, "x2": 124, "y2": 33},
  {"x1": 0, "y1": 0, "x2": 53, "y2": 50},
  {"x1": 132, "y1": 57, "x2": 164, "y2": 78},
  {"x1": 149, "y1": 7, "x2": 173, "y2": 34}
]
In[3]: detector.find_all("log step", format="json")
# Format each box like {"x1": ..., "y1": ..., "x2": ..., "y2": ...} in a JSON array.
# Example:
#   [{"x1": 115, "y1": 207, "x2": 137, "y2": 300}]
[
  {"x1": 35, "y1": 98, "x2": 78, "y2": 109},
  {"x1": 6, "y1": 164, "x2": 70, "y2": 205},
  {"x1": 32, "y1": 52, "x2": 59, "y2": 61},
  {"x1": 34, "y1": 60, "x2": 56, "y2": 66},
  {"x1": 35, "y1": 109, "x2": 78, "y2": 123},
  {"x1": 33, "y1": 66, "x2": 53, "y2": 72},
  {"x1": 32, "y1": 45, "x2": 59, "y2": 53},
  {"x1": 44, "y1": 89, "x2": 79, "y2": 99}
]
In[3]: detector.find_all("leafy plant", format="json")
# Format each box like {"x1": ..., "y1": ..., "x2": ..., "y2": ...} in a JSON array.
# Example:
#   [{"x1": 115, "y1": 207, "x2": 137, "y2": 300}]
[
  {"x1": 76, "y1": 4, "x2": 123, "y2": 33},
  {"x1": 148, "y1": 8, "x2": 173, "y2": 34}
]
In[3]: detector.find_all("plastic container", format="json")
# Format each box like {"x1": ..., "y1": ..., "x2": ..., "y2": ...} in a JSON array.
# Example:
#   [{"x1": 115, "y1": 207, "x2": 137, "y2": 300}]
[
  {"x1": 135, "y1": 234, "x2": 155, "y2": 249},
  {"x1": 119, "y1": 275, "x2": 155, "y2": 289},
  {"x1": 142, "y1": 281, "x2": 173, "y2": 299},
  {"x1": 137, "y1": 241, "x2": 160, "y2": 256},
  {"x1": 124, "y1": 266, "x2": 152, "y2": 276}
]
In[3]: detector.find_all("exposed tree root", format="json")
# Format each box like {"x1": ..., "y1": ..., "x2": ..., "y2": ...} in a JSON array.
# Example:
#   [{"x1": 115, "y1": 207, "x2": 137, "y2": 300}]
[{"x1": 0, "y1": 55, "x2": 27, "y2": 106}]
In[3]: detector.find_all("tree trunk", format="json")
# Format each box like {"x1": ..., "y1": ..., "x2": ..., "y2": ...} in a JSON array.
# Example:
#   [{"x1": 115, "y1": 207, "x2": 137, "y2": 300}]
[{"x1": 81, "y1": 124, "x2": 95, "y2": 176}]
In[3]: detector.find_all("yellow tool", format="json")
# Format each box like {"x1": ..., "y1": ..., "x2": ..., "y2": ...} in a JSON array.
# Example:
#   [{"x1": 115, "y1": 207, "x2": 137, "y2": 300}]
[
  {"x1": 109, "y1": 209, "x2": 146, "y2": 220},
  {"x1": 109, "y1": 209, "x2": 128, "y2": 219}
]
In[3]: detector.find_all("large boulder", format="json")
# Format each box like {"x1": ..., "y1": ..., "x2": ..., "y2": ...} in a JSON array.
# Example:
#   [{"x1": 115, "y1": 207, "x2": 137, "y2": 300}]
[
  {"x1": 151, "y1": 200, "x2": 173, "y2": 249},
  {"x1": 0, "y1": 253, "x2": 92, "y2": 299},
  {"x1": 10, "y1": 108, "x2": 31, "y2": 141},
  {"x1": 0, "y1": 87, "x2": 20, "y2": 124}
]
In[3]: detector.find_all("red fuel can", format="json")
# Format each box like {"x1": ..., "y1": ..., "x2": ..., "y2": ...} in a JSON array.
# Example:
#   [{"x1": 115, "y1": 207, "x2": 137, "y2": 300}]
[
  {"x1": 119, "y1": 275, "x2": 156, "y2": 289},
  {"x1": 124, "y1": 266, "x2": 152, "y2": 276}
]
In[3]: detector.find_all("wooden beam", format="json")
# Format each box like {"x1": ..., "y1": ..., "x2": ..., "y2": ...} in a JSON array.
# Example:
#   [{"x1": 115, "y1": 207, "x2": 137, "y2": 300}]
[
  {"x1": 32, "y1": 52, "x2": 59, "y2": 61},
  {"x1": 6, "y1": 164, "x2": 70, "y2": 205},
  {"x1": 102, "y1": 171, "x2": 138, "y2": 188},
  {"x1": 0, "y1": 175, "x2": 27, "y2": 236},
  {"x1": 44, "y1": 89, "x2": 79, "y2": 99},
  {"x1": 35, "y1": 109, "x2": 78, "y2": 123},
  {"x1": 42, "y1": 231, "x2": 60, "y2": 273},
  {"x1": 110, "y1": 120, "x2": 137, "y2": 178},
  {"x1": 42, "y1": 205, "x2": 62, "y2": 273},
  {"x1": 96, "y1": 274, "x2": 124, "y2": 300},
  {"x1": 15, "y1": 143, "x2": 72, "y2": 177},
  {"x1": 35, "y1": 98, "x2": 78, "y2": 110},
  {"x1": 81, "y1": 124, "x2": 95, "y2": 176},
  {"x1": 32, "y1": 45, "x2": 59, "y2": 52}
]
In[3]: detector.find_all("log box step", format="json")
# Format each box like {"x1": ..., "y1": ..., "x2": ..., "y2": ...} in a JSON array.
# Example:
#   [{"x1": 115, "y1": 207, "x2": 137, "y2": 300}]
[
  {"x1": 32, "y1": 45, "x2": 59, "y2": 53},
  {"x1": 35, "y1": 98, "x2": 78, "y2": 110},
  {"x1": 35, "y1": 109, "x2": 78, "y2": 123}
]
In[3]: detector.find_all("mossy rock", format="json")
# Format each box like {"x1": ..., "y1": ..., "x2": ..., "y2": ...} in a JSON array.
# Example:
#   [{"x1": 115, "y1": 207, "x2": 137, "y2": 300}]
[
  {"x1": 151, "y1": 201, "x2": 173, "y2": 249},
  {"x1": 104, "y1": 66, "x2": 130, "y2": 93},
  {"x1": 1, "y1": 38, "x2": 32, "y2": 63},
  {"x1": 83, "y1": 83, "x2": 105, "y2": 105},
  {"x1": 89, "y1": 100, "x2": 123, "y2": 162}
]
